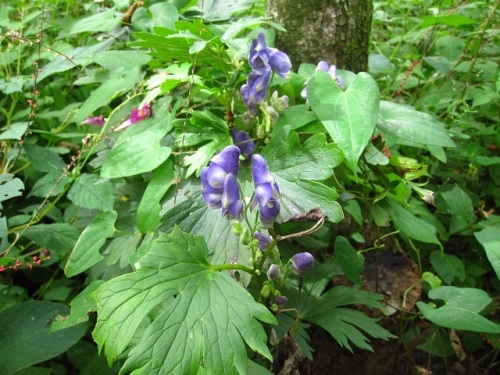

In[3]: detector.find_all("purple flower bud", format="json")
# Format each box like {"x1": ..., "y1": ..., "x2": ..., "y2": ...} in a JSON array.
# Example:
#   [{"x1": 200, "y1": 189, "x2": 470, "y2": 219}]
[
  {"x1": 201, "y1": 167, "x2": 223, "y2": 208},
  {"x1": 275, "y1": 295, "x2": 287, "y2": 310},
  {"x1": 254, "y1": 231, "x2": 272, "y2": 249},
  {"x1": 221, "y1": 173, "x2": 243, "y2": 220},
  {"x1": 81, "y1": 115, "x2": 104, "y2": 126},
  {"x1": 267, "y1": 264, "x2": 281, "y2": 281},
  {"x1": 259, "y1": 199, "x2": 280, "y2": 227},
  {"x1": 130, "y1": 103, "x2": 151, "y2": 124},
  {"x1": 291, "y1": 252, "x2": 314, "y2": 277},
  {"x1": 268, "y1": 47, "x2": 291, "y2": 78},
  {"x1": 230, "y1": 128, "x2": 255, "y2": 163}
]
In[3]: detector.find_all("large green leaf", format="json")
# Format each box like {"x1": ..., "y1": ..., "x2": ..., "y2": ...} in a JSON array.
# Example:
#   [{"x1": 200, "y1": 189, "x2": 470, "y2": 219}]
[
  {"x1": 92, "y1": 228, "x2": 276, "y2": 373},
  {"x1": 68, "y1": 173, "x2": 114, "y2": 211},
  {"x1": 158, "y1": 179, "x2": 252, "y2": 274},
  {"x1": 137, "y1": 159, "x2": 175, "y2": 233},
  {"x1": 377, "y1": 101, "x2": 455, "y2": 148},
  {"x1": 24, "y1": 144, "x2": 66, "y2": 173},
  {"x1": 308, "y1": 71, "x2": 380, "y2": 172},
  {"x1": 475, "y1": 225, "x2": 500, "y2": 280},
  {"x1": 67, "y1": 8, "x2": 122, "y2": 36},
  {"x1": 439, "y1": 187, "x2": 476, "y2": 234},
  {"x1": 0, "y1": 301, "x2": 88, "y2": 375},
  {"x1": 101, "y1": 119, "x2": 172, "y2": 178},
  {"x1": 24, "y1": 223, "x2": 80, "y2": 253},
  {"x1": 261, "y1": 126, "x2": 344, "y2": 223},
  {"x1": 65, "y1": 211, "x2": 117, "y2": 277},
  {"x1": 430, "y1": 250, "x2": 465, "y2": 284},
  {"x1": 417, "y1": 287, "x2": 500, "y2": 333}
]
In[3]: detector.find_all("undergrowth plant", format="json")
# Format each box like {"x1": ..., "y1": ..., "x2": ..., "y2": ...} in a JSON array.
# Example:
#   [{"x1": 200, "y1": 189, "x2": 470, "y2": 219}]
[{"x1": 0, "y1": 0, "x2": 499, "y2": 374}]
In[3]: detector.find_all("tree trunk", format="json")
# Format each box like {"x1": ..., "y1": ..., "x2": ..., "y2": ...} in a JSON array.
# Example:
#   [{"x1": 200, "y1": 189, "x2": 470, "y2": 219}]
[{"x1": 266, "y1": 0, "x2": 373, "y2": 73}]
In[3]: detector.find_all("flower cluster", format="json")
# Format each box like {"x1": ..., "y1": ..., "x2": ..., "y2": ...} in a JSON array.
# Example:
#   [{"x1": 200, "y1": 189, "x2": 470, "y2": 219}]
[
  {"x1": 241, "y1": 33, "x2": 291, "y2": 115},
  {"x1": 114, "y1": 103, "x2": 152, "y2": 131},
  {"x1": 301, "y1": 61, "x2": 344, "y2": 100},
  {"x1": 201, "y1": 146, "x2": 281, "y2": 227},
  {"x1": 201, "y1": 146, "x2": 243, "y2": 221}
]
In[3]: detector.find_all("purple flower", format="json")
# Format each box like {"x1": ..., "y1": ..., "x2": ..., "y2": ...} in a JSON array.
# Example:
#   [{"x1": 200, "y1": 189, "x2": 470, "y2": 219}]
[
  {"x1": 81, "y1": 115, "x2": 104, "y2": 126},
  {"x1": 221, "y1": 173, "x2": 243, "y2": 220},
  {"x1": 241, "y1": 69, "x2": 272, "y2": 116},
  {"x1": 251, "y1": 154, "x2": 280, "y2": 226},
  {"x1": 254, "y1": 231, "x2": 272, "y2": 249},
  {"x1": 201, "y1": 146, "x2": 242, "y2": 219},
  {"x1": 130, "y1": 103, "x2": 151, "y2": 124},
  {"x1": 267, "y1": 47, "x2": 291, "y2": 78},
  {"x1": 291, "y1": 252, "x2": 314, "y2": 277},
  {"x1": 301, "y1": 61, "x2": 343, "y2": 100},
  {"x1": 230, "y1": 128, "x2": 255, "y2": 163}
]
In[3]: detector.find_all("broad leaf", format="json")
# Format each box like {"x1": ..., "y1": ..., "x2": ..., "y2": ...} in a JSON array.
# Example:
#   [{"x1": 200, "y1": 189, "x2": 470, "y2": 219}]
[
  {"x1": 29, "y1": 172, "x2": 72, "y2": 198},
  {"x1": 0, "y1": 301, "x2": 87, "y2": 375},
  {"x1": 24, "y1": 144, "x2": 66, "y2": 173},
  {"x1": 430, "y1": 251, "x2": 465, "y2": 284},
  {"x1": 0, "y1": 122, "x2": 28, "y2": 140},
  {"x1": 24, "y1": 223, "x2": 80, "y2": 253},
  {"x1": 0, "y1": 174, "x2": 24, "y2": 202},
  {"x1": 101, "y1": 118, "x2": 172, "y2": 178},
  {"x1": 439, "y1": 187, "x2": 476, "y2": 234},
  {"x1": 386, "y1": 199, "x2": 442, "y2": 247},
  {"x1": 137, "y1": 159, "x2": 175, "y2": 233},
  {"x1": 308, "y1": 71, "x2": 380, "y2": 172},
  {"x1": 377, "y1": 101, "x2": 455, "y2": 148},
  {"x1": 65, "y1": 211, "x2": 117, "y2": 277},
  {"x1": 51, "y1": 280, "x2": 104, "y2": 332},
  {"x1": 475, "y1": 225, "x2": 500, "y2": 280},
  {"x1": 68, "y1": 8, "x2": 122, "y2": 35},
  {"x1": 417, "y1": 287, "x2": 500, "y2": 333},
  {"x1": 68, "y1": 173, "x2": 114, "y2": 211},
  {"x1": 92, "y1": 228, "x2": 276, "y2": 374},
  {"x1": 261, "y1": 126, "x2": 344, "y2": 223}
]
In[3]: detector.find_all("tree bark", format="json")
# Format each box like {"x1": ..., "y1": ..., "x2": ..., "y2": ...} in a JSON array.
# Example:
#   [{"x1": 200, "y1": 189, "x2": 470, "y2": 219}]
[{"x1": 266, "y1": 0, "x2": 373, "y2": 73}]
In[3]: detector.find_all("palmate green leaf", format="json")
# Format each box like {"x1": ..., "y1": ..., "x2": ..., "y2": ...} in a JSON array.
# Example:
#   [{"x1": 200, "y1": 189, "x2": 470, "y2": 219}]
[
  {"x1": 377, "y1": 101, "x2": 455, "y2": 148},
  {"x1": 68, "y1": 173, "x2": 114, "y2": 211},
  {"x1": 283, "y1": 281, "x2": 393, "y2": 352},
  {"x1": 417, "y1": 287, "x2": 500, "y2": 333},
  {"x1": 308, "y1": 71, "x2": 380, "y2": 172},
  {"x1": 261, "y1": 126, "x2": 344, "y2": 223},
  {"x1": 65, "y1": 211, "x2": 117, "y2": 277},
  {"x1": 0, "y1": 301, "x2": 88, "y2": 375},
  {"x1": 157, "y1": 179, "x2": 252, "y2": 280},
  {"x1": 92, "y1": 228, "x2": 276, "y2": 374},
  {"x1": 474, "y1": 225, "x2": 500, "y2": 280}
]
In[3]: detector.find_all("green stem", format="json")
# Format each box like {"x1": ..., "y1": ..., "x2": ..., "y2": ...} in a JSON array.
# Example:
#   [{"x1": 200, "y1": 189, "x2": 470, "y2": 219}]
[{"x1": 211, "y1": 263, "x2": 257, "y2": 276}]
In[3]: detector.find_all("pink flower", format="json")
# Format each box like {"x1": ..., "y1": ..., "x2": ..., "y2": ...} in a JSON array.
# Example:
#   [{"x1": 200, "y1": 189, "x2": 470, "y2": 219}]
[
  {"x1": 81, "y1": 115, "x2": 104, "y2": 126},
  {"x1": 114, "y1": 103, "x2": 152, "y2": 132},
  {"x1": 130, "y1": 103, "x2": 151, "y2": 124}
]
